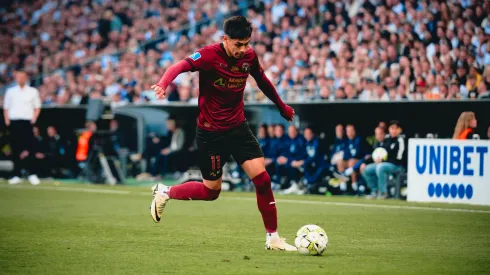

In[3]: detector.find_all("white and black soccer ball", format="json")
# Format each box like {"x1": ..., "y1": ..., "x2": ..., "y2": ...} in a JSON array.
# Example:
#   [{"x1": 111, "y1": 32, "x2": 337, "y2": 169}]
[
  {"x1": 294, "y1": 224, "x2": 328, "y2": 256},
  {"x1": 372, "y1": 147, "x2": 388, "y2": 162}
]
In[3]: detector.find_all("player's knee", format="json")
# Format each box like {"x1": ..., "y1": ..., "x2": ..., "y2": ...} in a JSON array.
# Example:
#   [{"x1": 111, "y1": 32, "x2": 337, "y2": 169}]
[{"x1": 252, "y1": 171, "x2": 271, "y2": 190}]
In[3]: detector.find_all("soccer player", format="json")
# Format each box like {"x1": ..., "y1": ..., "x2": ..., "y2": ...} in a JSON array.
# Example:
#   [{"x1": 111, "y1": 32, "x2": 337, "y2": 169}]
[{"x1": 149, "y1": 16, "x2": 296, "y2": 251}]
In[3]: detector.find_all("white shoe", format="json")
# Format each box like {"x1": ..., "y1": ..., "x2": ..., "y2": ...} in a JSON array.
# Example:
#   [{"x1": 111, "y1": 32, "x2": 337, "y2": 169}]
[
  {"x1": 294, "y1": 188, "x2": 306, "y2": 195},
  {"x1": 339, "y1": 181, "x2": 347, "y2": 192},
  {"x1": 365, "y1": 192, "x2": 377, "y2": 199},
  {"x1": 351, "y1": 182, "x2": 358, "y2": 192},
  {"x1": 150, "y1": 183, "x2": 170, "y2": 223},
  {"x1": 8, "y1": 176, "x2": 21, "y2": 185},
  {"x1": 28, "y1": 175, "x2": 41, "y2": 185},
  {"x1": 281, "y1": 181, "x2": 299, "y2": 195},
  {"x1": 265, "y1": 236, "x2": 297, "y2": 251}
]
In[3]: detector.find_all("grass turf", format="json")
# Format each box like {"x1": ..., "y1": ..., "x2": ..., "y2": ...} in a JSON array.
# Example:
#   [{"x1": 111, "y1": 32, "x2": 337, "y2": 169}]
[{"x1": 1, "y1": 182, "x2": 490, "y2": 274}]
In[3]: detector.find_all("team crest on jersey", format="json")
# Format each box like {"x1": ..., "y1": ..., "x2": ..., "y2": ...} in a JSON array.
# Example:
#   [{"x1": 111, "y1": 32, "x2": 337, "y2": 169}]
[
  {"x1": 241, "y1": 62, "x2": 250, "y2": 73},
  {"x1": 189, "y1": 52, "x2": 201, "y2": 61}
]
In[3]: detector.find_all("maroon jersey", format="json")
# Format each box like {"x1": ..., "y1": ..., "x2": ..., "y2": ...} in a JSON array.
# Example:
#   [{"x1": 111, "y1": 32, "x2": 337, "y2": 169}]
[{"x1": 185, "y1": 43, "x2": 263, "y2": 132}]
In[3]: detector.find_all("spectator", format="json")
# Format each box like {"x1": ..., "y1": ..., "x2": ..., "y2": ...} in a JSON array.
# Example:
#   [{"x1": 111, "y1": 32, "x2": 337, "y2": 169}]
[
  {"x1": 301, "y1": 126, "x2": 327, "y2": 193},
  {"x1": 257, "y1": 124, "x2": 273, "y2": 171},
  {"x1": 487, "y1": 126, "x2": 490, "y2": 140},
  {"x1": 345, "y1": 126, "x2": 387, "y2": 179},
  {"x1": 338, "y1": 124, "x2": 367, "y2": 192},
  {"x1": 453, "y1": 111, "x2": 479, "y2": 139},
  {"x1": 136, "y1": 132, "x2": 163, "y2": 180},
  {"x1": 32, "y1": 126, "x2": 48, "y2": 178},
  {"x1": 151, "y1": 117, "x2": 185, "y2": 178},
  {"x1": 278, "y1": 125, "x2": 306, "y2": 193},
  {"x1": 76, "y1": 121, "x2": 97, "y2": 163},
  {"x1": 4, "y1": 71, "x2": 41, "y2": 185},
  {"x1": 366, "y1": 121, "x2": 387, "y2": 146},
  {"x1": 267, "y1": 124, "x2": 275, "y2": 139},
  {"x1": 269, "y1": 124, "x2": 287, "y2": 184},
  {"x1": 330, "y1": 124, "x2": 346, "y2": 170},
  {"x1": 46, "y1": 126, "x2": 68, "y2": 178},
  {"x1": 362, "y1": 120, "x2": 406, "y2": 199}
]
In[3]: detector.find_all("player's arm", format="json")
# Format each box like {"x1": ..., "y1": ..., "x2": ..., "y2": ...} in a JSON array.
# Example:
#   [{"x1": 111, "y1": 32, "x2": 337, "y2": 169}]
[
  {"x1": 3, "y1": 89, "x2": 11, "y2": 126},
  {"x1": 250, "y1": 56, "x2": 294, "y2": 122},
  {"x1": 152, "y1": 60, "x2": 193, "y2": 99},
  {"x1": 152, "y1": 49, "x2": 210, "y2": 99}
]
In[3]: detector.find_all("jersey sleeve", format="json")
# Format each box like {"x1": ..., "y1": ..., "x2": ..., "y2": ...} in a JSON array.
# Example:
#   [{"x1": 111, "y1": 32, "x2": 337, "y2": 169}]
[
  {"x1": 250, "y1": 52, "x2": 265, "y2": 78},
  {"x1": 185, "y1": 47, "x2": 214, "y2": 72}
]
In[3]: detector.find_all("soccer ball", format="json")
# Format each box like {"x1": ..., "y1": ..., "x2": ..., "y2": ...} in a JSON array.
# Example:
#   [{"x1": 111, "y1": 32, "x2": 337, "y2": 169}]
[
  {"x1": 372, "y1": 147, "x2": 388, "y2": 161},
  {"x1": 294, "y1": 224, "x2": 328, "y2": 256}
]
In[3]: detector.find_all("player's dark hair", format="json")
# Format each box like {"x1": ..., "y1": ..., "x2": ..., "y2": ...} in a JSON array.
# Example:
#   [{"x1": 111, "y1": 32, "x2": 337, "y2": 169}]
[
  {"x1": 224, "y1": 16, "x2": 252, "y2": 39},
  {"x1": 389, "y1": 120, "x2": 402, "y2": 128}
]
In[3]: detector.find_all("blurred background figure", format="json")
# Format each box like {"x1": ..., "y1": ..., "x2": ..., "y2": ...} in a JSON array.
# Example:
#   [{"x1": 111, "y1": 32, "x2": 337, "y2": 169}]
[{"x1": 4, "y1": 71, "x2": 41, "y2": 185}]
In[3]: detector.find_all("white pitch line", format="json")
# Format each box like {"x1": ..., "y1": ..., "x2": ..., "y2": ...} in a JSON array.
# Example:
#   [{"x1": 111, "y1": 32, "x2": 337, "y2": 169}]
[
  {"x1": 1, "y1": 185, "x2": 130, "y2": 195},
  {"x1": 223, "y1": 197, "x2": 490, "y2": 214},
  {"x1": 2, "y1": 184, "x2": 490, "y2": 214}
]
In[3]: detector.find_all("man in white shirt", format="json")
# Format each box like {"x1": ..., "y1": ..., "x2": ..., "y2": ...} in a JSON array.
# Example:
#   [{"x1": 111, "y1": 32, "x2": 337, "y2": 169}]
[{"x1": 3, "y1": 71, "x2": 42, "y2": 185}]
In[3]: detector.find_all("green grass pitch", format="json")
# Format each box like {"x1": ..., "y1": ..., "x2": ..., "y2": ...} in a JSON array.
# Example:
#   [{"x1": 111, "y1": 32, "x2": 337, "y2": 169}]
[{"x1": 1, "y1": 182, "x2": 490, "y2": 274}]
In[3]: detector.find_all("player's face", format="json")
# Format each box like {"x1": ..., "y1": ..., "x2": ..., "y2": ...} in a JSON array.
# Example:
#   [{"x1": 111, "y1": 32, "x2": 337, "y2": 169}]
[
  {"x1": 288, "y1": 126, "x2": 298, "y2": 139},
  {"x1": 375, "y1": 128, "x2": 385, "y2": 142},
  {"x1": 274, "y1": 126, "x2": 284, "y2": 138},
  {"x1": 224, "y1": 36, "x2": 251, "y2": 59},
  {"x1": 346, "y1": 126, "x2": 356, "y2": 140},
  {"x1": 258, "y1": 127, "x2": 267, "y2": 138},
  {"x1": 304, "y1": 128, "x2": 314, "y2": 141},
  {"x1": 47, "y1": 126, "x2": 56, "y2": 137},
  {"x1": 335, "y1": 125, "x2": 344, "y2": 139},
  {"x1": 389, "y1": 125, "x2": 399, "y2": 137},
  {"x1": 15, "y1": 71, "x2": 28, "y2": 86},
  {"x1": 470, "y1": 117, "x2": 477, "y2": 128},
  {"x1": 267, "y1": 126, "x2": 274, "y2": 137}
]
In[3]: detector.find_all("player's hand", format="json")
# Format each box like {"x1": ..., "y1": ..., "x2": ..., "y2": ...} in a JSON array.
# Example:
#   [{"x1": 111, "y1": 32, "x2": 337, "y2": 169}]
[
  {"x1": 280, "y1": 104, "x2": 295, "y2": 122},
  {"x1": 151, "y1": 84, "x2": 166, "y2": 99}
]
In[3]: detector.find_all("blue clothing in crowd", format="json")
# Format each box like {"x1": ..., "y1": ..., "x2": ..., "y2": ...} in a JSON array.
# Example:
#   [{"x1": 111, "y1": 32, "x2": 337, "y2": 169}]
[
  {"x1": 330, "y1": 137, "x2": 346, "y2": 159},
  {"x1": 343, "y1": 136, "x2": 368, "y2": 160},
  {"x1": 303, "y1": 137, "x2": 327, "y2": 184}
]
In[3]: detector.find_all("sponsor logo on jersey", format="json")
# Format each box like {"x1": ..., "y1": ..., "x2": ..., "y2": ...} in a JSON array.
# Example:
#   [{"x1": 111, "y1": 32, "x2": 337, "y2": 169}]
[
  {"x1": 227, "y1": 77, "x2": 247, "y2": 88},
  {"x1": 241, "y1": 62, "x2": 250, "y2": 73},
  {"x1": 214, "y1": 77, "x2": 226, "y2": 87},
  {"x1": 189, "y1": 52, "x2": 201, "y2": 61},
  {"x1": 231, "y1": 66, "x2": 240, "y2": 72},
  {"x1": 214, "y1": 76, "x2": 247, "y2": 89}
]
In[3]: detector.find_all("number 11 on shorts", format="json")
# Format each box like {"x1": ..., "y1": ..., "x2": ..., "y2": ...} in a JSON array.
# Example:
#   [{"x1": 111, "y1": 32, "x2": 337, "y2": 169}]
[{"x1": 210, "y1": 155, "x2": 221, "y2": 172}]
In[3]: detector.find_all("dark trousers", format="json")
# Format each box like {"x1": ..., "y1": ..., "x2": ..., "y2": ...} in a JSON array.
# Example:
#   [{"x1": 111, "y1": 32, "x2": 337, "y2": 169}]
[
  {"x1": 9, "y1": 120, "x2": 34, "y2": 177},
  {"x1": 151, "y1": 151, "x2": 183, "y2": 177}
]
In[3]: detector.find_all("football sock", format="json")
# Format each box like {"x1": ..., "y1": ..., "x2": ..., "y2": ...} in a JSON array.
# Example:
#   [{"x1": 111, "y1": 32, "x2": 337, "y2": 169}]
[
  {"x1": 266, "y1": 232, "x2": 279, "y2": 242},
  {"x1": 252, "y1": 171, "x2": 278, "y2": 233},
  {"x1": 167, "y1": 181, "x2": 221, "y2": 201}
]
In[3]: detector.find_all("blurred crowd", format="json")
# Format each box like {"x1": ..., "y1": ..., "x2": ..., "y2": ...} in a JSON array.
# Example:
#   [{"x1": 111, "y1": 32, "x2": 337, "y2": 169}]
[
  {"x1": 0, "y1": 0, "x2": 244, "y2": 104},
  {"x1": 2, "y1": 0, "x2": 490, "y2": 105}
]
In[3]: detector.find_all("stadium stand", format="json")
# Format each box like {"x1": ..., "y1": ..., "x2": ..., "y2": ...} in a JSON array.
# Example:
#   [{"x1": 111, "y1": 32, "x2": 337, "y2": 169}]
[
  {"x1": 1, "y1": 0, "x2": 490, "y2": 104},
  {"x1": 0, "y1": 0, "x2": 489, "y2": 197}
]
